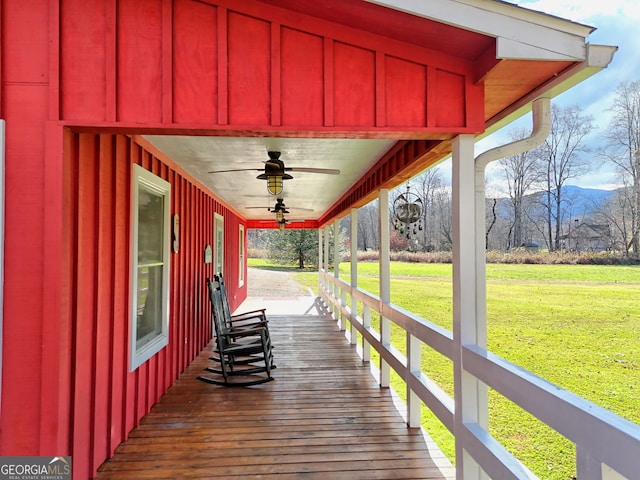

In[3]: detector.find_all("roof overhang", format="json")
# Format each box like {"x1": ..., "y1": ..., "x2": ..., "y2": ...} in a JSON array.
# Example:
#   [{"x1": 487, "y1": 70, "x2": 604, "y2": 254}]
[{"x1": 140, "y1": 0, "x2": 616, "y2": 229}]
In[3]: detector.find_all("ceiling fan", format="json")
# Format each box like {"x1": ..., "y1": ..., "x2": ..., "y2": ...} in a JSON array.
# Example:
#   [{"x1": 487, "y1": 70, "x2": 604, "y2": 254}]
[
  {"x1": 208, "y1": 151, "x2": 340, "y2": 195},
  {"x1": 246, "y1": 198, "x2": 313, "y2": 222},
  {"x1": 246, "y1": 198, "x2": 313, "y2": 213}
]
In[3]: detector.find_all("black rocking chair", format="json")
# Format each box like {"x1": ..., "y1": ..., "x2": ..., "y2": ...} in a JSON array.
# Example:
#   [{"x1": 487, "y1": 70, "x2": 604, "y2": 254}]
[
  {"x1": 207, "y1": 275, "x2": 275, "y2": 369},
  {"x1": 197, "y1": 278, "x2": 274, "y2": 387}
]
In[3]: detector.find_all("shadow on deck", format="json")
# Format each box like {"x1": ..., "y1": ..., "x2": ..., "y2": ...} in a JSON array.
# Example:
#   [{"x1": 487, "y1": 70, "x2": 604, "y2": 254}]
[{"x1": 95, "y1": 299, "x2": 454, "y2": 479}]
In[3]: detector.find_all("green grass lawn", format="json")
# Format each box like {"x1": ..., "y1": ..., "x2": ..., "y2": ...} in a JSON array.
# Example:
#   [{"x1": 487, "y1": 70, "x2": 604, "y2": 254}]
[{"x1": 252, "y1": 259, "x2": 640, "y2": 478}]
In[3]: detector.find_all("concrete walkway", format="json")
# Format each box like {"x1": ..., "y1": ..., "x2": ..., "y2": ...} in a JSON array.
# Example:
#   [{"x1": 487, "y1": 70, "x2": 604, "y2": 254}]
[{"x1": 238, "y1": 267, "x2": 322, "y2": 315}]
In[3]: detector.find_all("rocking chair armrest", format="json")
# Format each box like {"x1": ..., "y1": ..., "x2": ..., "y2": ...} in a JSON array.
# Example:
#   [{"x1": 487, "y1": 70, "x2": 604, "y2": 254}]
[
  {"x1": 231, "y1": 308, "x2": 267, "y2": 320},
  {"x1": 228, "y1": 319, "x2": 269, "y2": 330},
  {"x1": 220, "y1": 325, "x2": 266, "y2": 339}
]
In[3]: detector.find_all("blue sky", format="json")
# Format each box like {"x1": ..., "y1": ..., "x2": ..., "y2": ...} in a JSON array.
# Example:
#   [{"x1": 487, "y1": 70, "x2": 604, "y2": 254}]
[{"x1": 439, "y1": 0, "x2": 639, "y2": 193}]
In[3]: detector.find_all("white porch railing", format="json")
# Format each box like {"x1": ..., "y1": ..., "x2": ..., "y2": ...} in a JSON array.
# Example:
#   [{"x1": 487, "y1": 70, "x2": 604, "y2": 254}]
[{"x1": 319, "y1": 269, "x2": 640, "y2": 480}]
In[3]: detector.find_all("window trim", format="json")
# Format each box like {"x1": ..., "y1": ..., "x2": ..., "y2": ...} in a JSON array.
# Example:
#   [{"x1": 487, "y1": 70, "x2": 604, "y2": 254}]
[
  {"x1": 214, "y1": 213, "x2": 224, "y2": 275},
  {"x1": 130, "y1": 164, "x2": 171, "y2": 372}
]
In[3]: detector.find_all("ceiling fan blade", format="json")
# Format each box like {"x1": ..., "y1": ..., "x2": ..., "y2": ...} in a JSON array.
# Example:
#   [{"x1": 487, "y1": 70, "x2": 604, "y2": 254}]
[
  {"x1": 207, "y1": 168, "x2": 262, "y2": 174},
  {"x1": 287, "y1": 167, "x2": 341, "y2": 175},
  {"x1": 245, "y1": 206, "x2": 314, "y2": 212}
]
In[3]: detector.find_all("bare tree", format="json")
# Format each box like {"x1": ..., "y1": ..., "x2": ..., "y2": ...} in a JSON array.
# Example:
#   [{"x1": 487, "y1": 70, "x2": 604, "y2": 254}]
[
  {"x1": 499, "y1": 128, "x2": 543, "y2": 249},
  {"x1": 357, "y1": 201, "x2": 379, "y2": 251},
  {"x1": 537, "y1": 104, "x2": 594, "y2": 251},
  {"x1": 435, "y1": 188, "x2": 453, "y2": 251},
  {"x1": 595, "y1": 188, "x2": 633, "y2": 252},
  {"x1": 600, "y1": 80, "x2": 640, "y2": 256},
  {"x1": 485, "y1": 198, "x2": 498, "y2": 249}
]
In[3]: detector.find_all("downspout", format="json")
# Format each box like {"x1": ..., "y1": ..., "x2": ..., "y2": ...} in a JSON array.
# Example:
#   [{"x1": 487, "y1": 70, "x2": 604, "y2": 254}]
[
  {"x1": 475, "y1": 97, "x2": 551, "y2": 177},
  {"x1": 474, "y1": 96, "x2": 551, "y2": 322}
]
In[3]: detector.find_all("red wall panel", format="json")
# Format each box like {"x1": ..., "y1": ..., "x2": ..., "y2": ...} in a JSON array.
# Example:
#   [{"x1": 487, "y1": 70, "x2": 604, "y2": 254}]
[
  {"x1": 436, "y1": 69, "x2": 466, "y2": 127},
  {"x1": 281, "y1": 28, "x2": 324, "y2": 126},
  {"x1": 333, "y1": 42, "x2": 375, "y2": 127},
  {"x1": 117, "y1": 0, "x2": 163, "y2": 122},
  {"x1": 173, "y1": 0, "x2": 218, "y2": 123},
  {"x1": 2, "y1": 0, "x2": 49, "y2": 83},
  {"x1": 60, "y1": 0, "x2": 107, "y2": 120},
  {"x1": 385, "y1": 56, "x2": 427, "y2": 127},
  {"x1": 227, "y1": 12, "x2": 271, "y2": 125},
  {"x1": 0, "y1": 83, "x2": 49, "y2": 454}
]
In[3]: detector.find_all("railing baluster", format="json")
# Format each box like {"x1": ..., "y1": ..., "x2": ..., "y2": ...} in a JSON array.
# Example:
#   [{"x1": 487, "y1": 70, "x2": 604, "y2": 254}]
[
  {"x1": 340, "y1": 288, "x2": 347, "y2": 332},
  {"x1": 576, "y1": 448, "x2": 603, "y2": 480},
  {"x1": 350, "y1": 295, "x2": 357, "y2": 345},
  {"x1": 362, "y1": 303, "x2": 371, "y2": 363},
  {"x1": 407, "y1": 332, "x2": 421, "y2": 427}
]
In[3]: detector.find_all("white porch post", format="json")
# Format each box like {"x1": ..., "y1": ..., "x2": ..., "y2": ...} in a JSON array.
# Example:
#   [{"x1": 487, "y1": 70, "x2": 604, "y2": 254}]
[
  {"x1": 350, "y1": 208, "x2": 358, "y2": 345},
  {"x1": 378, "y1": 189, "x2": 391, "y2": 388},
  {"x1": 334, "y1": 218, "x2": 345, "y2": 331},
  {"x1": 452, "y1": 134, "x2": 488, "y2": 480},
  {"x1": 318, "y1": 228, "x2": 323, "y2": 294},
  {"x1": 324, "y1": 224, "x2": 332, "y2": 315}
]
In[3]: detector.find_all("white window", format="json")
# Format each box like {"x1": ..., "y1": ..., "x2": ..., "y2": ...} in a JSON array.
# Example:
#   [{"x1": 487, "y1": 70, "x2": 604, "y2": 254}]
[
  {"x1": 214, "y1": 213, "x2": 224, "y2": 275},
  {"x1": 239, "y1": 225, "x2": 245, "y2": 286},
  {"x1": 130, "y1": 165, "x2": 171, "y2": 371}
]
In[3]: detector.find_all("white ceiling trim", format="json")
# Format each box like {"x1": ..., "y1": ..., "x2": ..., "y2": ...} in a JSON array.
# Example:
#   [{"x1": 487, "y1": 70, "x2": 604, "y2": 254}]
[{"x1": 364, "y1": 0, "x2": 592, "y2": 61}]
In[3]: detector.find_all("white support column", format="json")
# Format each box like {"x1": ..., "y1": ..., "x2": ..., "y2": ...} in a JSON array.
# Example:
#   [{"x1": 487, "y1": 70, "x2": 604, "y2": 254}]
[
  {"x1": 407, "y1": 332, "x2": 421, "y2": 427},
  {"x1": 378, "y1": 189, "x2": 391, "y2": 388},
  {"x1": 350, "y1": 208, "x2": 358, "y2": 345},
  {"x1": 324, "y1": 225, "x2": 332, "y2": 313},
  {"x1": 452, "y1": 134, "x2": 487, "y2": 480},
  {"x1": 318, "y1": 228, "x2": 324, "y2": 295},
  {"x1": 334, "y1": 218, "x2": 342, "y2": 330}
]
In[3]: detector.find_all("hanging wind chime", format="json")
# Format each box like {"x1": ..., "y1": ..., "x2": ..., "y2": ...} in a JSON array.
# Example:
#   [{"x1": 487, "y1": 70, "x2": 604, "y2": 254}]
[{"x1": 393, "y1": 184, "x2": 423, "y2": 239}]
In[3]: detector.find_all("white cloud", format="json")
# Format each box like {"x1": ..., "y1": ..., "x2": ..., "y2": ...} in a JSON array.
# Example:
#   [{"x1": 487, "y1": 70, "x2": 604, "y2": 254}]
[{"x1": 514, "y1": 0, "x2": 640, "y2": 23}]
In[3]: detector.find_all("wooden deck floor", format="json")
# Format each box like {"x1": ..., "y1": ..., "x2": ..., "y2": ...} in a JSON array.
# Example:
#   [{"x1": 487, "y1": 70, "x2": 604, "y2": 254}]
[{"x1": 95, "y1": 312, "x2": 454, "y2": 479}]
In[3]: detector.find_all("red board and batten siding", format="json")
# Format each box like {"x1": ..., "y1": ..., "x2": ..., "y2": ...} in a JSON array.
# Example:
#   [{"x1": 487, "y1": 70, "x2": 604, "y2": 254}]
[
  {"x1": 58, "y1": 131, "x2": 246, "y2": 479},
  {"x1": 58, "y1": 0, "x2": 483, "y2": 132}
]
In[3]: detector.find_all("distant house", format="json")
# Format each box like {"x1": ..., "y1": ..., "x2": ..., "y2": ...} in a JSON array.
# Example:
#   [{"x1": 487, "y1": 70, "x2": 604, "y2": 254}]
[{"x1": 560, "y1": 222, "x2": 611, "y2": 252}]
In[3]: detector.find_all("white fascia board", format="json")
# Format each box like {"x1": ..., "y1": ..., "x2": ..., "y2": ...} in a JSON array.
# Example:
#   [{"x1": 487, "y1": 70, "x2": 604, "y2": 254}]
[
  {"x1": 496, "y1": 36, "x2": 584, "y2": 61},
  {"x1": 365, "y1": 0, "x2": 593, "y2": 61}
]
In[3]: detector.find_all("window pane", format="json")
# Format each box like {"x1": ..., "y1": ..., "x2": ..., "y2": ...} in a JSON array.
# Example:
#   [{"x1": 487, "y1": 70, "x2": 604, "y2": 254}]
[
  {"x1": 138, "y1": 187, "x2": 164, "y2": 264},
  {"x1": 136, "y1": 265, "x2": 163, "y2": 348}
]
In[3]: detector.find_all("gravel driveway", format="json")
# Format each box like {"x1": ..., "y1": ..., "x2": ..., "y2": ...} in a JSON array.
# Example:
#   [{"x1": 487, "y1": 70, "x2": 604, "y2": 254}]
[{"x1": 246, "y1": 267, "x2": 312, "y2": 297}]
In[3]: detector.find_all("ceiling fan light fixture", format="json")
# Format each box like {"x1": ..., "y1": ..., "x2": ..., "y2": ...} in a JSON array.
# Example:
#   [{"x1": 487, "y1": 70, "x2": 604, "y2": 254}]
[
  {"x1": 276, "y1": 210, "x2": 284, "y2": 222},
  {"x1": 256, "y1": 172, "x2": 293, "y2": 196}
]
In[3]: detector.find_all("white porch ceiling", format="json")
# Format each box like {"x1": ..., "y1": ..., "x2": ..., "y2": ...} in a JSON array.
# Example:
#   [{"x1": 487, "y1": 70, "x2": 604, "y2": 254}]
[{"x1": 143, "y1": 136, "x2": 397, "y2": 222}]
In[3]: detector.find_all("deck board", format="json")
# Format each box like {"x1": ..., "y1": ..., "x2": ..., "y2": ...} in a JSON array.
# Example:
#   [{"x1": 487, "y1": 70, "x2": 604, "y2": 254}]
[{"x1": 94, "y1": 313, "x2": 454, "y2": 479}]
